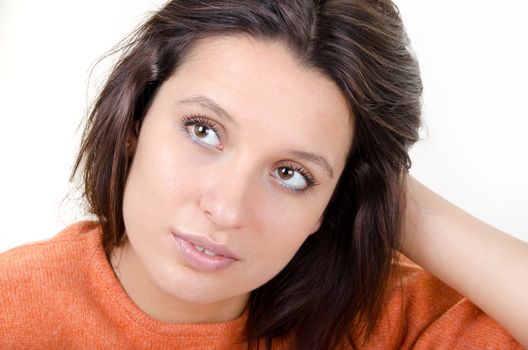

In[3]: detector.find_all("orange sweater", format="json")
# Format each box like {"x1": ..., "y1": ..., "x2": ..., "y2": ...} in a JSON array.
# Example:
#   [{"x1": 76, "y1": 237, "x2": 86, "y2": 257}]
[{"x1": 0, "y1": 221, "x2": 521, "y2": 349}]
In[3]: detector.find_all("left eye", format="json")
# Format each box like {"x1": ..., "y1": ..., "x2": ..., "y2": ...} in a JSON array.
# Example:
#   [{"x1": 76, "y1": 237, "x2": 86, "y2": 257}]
[
  {"x1": 188, "y1": 124, "x2": 221, "y2": 148},
  {"x1": 272, "y1": 166, "x2": 309, "y2": 191}
]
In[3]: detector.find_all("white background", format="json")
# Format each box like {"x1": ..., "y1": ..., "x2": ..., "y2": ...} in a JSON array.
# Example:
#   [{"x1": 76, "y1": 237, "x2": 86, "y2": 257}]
[{"x1": 0, "y1": 0, "x2": 527, "y2": 252}]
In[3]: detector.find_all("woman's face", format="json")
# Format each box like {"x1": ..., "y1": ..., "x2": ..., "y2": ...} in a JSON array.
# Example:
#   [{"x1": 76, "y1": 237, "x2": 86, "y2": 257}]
[{"x1": 117, "y1": 35, "x2": 353, "y2": 321}]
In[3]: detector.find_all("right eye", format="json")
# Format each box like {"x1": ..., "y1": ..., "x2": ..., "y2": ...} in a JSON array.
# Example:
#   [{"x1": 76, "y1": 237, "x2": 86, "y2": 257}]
[{"x1": 181, "y1": 115, "x2": 223, "y2": 150}]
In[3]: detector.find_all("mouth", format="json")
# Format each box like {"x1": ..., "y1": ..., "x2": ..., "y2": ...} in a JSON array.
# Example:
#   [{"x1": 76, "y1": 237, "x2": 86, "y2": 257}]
[
  {"x1": 172, "y1": 231, "x2": 240, "y2": 260},
  {"x1": 171, "y1": 231, "x2": 240, "y2": 272}
]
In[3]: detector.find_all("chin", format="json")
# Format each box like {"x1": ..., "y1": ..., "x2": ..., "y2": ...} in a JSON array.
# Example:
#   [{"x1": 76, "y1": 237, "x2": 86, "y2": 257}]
[{"x1": 152, "y1": 267, "x2": 242, "y2": 305}]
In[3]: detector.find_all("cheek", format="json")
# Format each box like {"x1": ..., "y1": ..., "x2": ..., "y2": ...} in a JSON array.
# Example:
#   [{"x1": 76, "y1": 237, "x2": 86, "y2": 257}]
[
  {"x1": 122, "y1": 135, "x2": 193, "y2": 229},
  {"x1": 252, "y1": 200, "x2": 323, "y2": 260},
  {"x1": 133, "y1": 135, "x2": 199, "y2": 196},
  {"x1": 243, "y1": 212, "x2": 319, "y2": 288},
  {"x1": 248, "y1": 185, "x2": 336, "y2": 275}
]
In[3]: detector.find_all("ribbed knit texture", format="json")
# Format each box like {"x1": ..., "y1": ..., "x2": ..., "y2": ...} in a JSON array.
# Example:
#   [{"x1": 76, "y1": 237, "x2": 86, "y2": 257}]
[{"x1": 0, "y1": 222, "x2": 521, "y2": 349}]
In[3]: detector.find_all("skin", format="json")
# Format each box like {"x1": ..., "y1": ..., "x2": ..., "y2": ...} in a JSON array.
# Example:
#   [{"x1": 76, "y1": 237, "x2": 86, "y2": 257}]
[{"x1": 110, "y1": 35, "x2": 353, "y2": 323}]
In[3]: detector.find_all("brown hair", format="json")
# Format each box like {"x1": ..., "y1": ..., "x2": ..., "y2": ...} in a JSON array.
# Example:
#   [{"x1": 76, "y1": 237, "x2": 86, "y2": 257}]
[{"x1": 72, "y1": 0, "x2": 422, "y2": 348}]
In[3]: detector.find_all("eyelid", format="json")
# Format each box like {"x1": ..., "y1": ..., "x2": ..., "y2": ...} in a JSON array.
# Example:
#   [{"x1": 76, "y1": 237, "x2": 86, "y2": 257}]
[
  {"x1": 181, "y1": 114, "x2": 224, "y2": 149},
  {"x1": 273, "y1": 161, "x2": 319, "y2": 193},
  {"x1": 182, "y1": 114, "x2": 224, "y2": 137}
]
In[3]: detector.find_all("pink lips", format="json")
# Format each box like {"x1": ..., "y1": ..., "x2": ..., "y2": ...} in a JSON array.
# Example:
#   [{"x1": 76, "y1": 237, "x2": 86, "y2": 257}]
[{"x1": 171, "y1": 232, "x2": 239, "y2": 272}]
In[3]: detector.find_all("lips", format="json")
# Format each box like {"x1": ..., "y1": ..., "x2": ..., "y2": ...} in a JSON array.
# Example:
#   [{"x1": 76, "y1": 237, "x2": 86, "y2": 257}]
[
  {"x1": 171, "y1": 231, "x2": 239, "y2": 272},
  {"x1": 171, "y1": 231, "x2": 240, "y2": 260}
]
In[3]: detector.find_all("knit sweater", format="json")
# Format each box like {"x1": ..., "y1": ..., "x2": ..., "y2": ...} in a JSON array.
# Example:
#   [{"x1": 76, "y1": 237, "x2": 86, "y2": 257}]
[{"x1": 0, "y1": 221, "x2": 521, "y2": 349}]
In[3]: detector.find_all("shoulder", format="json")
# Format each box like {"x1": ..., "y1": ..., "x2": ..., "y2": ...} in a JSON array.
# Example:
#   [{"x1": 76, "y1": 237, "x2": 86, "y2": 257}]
[
  {"x1": 0, "y1": 220, "x2": 101, "y2": 277},
  {"x1": 391, "y1": 255, "x2": 462, "y2": 316},
  {"x1": 0, "y1": 221, "x2": 102, "y2": 332},
  {"x1": 358, "y1": 255, "x2": 522, "y2": 349}
]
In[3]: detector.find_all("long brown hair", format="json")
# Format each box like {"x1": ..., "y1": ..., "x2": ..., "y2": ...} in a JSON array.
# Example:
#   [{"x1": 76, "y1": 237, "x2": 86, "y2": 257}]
[{"x1": 72, "y1": 0, "x2": 422, "y2": 348}]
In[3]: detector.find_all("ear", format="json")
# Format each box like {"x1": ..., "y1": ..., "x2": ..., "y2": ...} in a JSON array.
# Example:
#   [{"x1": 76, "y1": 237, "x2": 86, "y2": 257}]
[
  {"x1": 125, "y1": 120, "x2": 141, "y2": 157},
  {"x1": 309, "y1": 215, "x2": 323, "y2": 235},
  {"x1": 126, "y1": 134, "x2": 138, "y2": 157}
]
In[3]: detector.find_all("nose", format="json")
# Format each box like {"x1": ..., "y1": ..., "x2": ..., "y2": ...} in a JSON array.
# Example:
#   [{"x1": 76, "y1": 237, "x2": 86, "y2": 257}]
[{"x1": 198, "y1": 157, "x2": 256, "y2": 231}]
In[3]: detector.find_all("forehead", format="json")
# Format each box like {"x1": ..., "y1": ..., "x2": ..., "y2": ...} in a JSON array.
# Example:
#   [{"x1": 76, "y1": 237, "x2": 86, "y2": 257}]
[{"x1": 164, "y1": 35, "x2": 354, "y2": 169}]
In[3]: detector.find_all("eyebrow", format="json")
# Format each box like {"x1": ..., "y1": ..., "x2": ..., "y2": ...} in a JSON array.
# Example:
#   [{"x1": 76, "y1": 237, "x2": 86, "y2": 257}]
[
  {"x1": 177, "y1": 95, "x2": 334, "y2": 179},
  {"x1": 290, "y1": 150, "x2": 334, "y2": 179},
  {"x1": 177, "y1": 95, "x2": 237, "y2": 125}
]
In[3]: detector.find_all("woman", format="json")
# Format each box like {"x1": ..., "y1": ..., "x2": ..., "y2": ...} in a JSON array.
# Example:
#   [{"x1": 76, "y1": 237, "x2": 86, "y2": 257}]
[{"x1": 1, "y1": 0, "x2": 526, "y2": 349}]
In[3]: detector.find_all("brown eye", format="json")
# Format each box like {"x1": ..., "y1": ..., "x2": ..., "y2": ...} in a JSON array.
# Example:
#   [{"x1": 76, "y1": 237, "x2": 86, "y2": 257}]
[
  {"x1": 272, "y1": 163, "x2": 317, "y2": 193},
  {"x1": 183, "y1": 115, "x2": 222, "y2": 148},
  {"x1": 278, "y1": 167, "x2": 294, "y2": 180},
  {"x1": 194, "y1": 125, "x2": 210, "y2": 138}
]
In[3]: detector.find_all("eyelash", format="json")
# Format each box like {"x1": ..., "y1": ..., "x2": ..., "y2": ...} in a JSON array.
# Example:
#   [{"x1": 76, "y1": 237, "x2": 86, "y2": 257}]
[
  {"x1": 181, "y1": 114, "x2": 222, "y2": 146},
  {"x1": 180, "y1": 114, "x2": 319, "y2": 193},
  {"x1": 275, "y1": 161, "x2": 319, "y2": 193}
]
